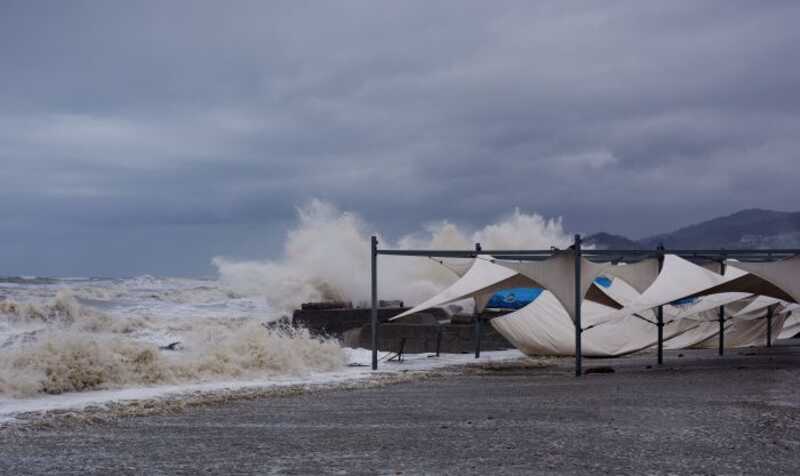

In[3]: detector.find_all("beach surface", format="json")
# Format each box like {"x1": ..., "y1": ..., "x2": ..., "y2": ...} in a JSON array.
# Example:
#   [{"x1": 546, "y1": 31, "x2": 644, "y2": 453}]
[{"x1": 2, "y1": 343, "x2": 800, "y2": 475}]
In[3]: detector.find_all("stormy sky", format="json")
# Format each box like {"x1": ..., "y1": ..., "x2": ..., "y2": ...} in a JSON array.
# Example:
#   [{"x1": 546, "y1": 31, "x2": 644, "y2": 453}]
[{"x1": 1, "y1": 1, "x2": 799, "y2": 276}]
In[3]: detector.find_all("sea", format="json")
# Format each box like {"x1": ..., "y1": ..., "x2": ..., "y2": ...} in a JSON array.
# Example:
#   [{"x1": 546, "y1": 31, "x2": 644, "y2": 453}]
[
  {"x1": 0, "y1": 274, "x2": 523, "y2": 423},
  {"x1": 0, "y1": 202, "x2": 563, "y2": 423}
]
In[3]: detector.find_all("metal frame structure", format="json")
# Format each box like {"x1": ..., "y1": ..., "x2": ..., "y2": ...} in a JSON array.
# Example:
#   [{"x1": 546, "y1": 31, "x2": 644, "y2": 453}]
[{"x1": 370, "y1": 234, "x2": 799, "y2": 376}]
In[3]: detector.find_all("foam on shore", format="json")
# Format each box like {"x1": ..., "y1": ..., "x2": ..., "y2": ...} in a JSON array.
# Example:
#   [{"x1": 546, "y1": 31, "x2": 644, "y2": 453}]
[
  {"x1": 0, "y1": 349, "x2": 527, "y2": 425},
  {"x1": 0, "y1": 293, "x2": 346, "y2": 398}
]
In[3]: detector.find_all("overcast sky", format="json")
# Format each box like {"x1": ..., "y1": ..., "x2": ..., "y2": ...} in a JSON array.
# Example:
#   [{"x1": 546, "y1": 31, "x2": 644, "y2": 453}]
[{"x1": 1, "y1": 1, "x2": 799, "y2": 276}]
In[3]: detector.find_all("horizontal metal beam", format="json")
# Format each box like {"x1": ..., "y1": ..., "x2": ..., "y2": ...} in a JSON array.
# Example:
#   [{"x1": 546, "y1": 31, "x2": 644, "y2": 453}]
[
  {"x1": 583, "y1": 249, "x2": 799, "y2": 256},
  {"x1": 377, "y1": 248, "x2": 799, "y2": 261},
  {"x1": 377, "y1": 249, "x2": 556, "y2": 258}
]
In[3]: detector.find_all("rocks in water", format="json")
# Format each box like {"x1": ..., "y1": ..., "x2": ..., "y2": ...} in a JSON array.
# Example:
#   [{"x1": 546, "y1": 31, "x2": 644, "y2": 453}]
[
  {"x1": 262, "y1": 316, "x2": 292, "y2": 330},
  {"x1": 159, "y1": 342, "x2": 182, "y2": 351}
]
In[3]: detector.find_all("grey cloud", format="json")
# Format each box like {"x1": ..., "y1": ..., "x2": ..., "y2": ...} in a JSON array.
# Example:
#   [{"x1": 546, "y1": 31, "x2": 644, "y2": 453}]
[{"x1": 1, "y1": 0, "x2": 799, "y2": 275}]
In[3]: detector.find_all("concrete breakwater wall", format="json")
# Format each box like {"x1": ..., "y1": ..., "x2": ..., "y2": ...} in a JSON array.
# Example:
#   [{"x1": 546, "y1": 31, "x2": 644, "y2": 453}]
[
  {"x1": 292, "y1": 304, "x2": 514, "y2": 354},
  {"x1": 342, "y1": 320, "x2": 514, "y2": 354}
]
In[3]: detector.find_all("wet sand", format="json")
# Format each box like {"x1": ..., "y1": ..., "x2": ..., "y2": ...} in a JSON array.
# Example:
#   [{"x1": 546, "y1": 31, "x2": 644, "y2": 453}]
[{"x1": 2, "y1": 343, "x2": 800, "y2": 475}]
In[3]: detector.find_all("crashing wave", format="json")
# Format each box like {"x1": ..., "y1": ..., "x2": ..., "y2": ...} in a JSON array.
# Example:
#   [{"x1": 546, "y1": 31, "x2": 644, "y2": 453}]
[
  {"x1": 0, "y1": 292, "x2": 346, "y2": 397},
  {"x1": 0, "y1": 321, "x2": 345, "y2": 397},
  {"x1": 214, "y1": 199, "x2": 572, "y2": 313}
]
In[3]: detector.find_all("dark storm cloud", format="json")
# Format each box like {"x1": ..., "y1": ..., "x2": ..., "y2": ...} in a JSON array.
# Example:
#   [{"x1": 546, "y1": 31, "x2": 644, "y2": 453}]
[{"x1": 1, "y1": 0, "x2": 799, "y2": 275}]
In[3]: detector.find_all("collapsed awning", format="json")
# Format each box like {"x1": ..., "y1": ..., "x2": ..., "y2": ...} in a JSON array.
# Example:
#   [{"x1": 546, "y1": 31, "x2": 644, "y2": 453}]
[
  {"x1": 591, "y1": 255, "x2": 748, "y2": 326},
  {"x1": 390, "y1": 256, "x2": 624, "y2": 321}
]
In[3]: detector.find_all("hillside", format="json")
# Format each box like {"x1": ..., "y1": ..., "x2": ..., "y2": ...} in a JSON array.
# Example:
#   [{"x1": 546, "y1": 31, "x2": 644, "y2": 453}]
[{"x1": 587, "y1": 209, "x2": 800, "y2": 250}]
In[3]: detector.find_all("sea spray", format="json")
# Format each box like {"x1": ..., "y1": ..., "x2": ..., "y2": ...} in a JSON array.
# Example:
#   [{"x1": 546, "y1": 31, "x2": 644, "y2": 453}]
[{"x1": 214, "y1": 199, "x2": 574, "y2": 313}]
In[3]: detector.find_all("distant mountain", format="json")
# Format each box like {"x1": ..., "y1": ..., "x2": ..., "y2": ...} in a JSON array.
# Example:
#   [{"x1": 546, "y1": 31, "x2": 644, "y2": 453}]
[{"x1": 588, "y1": 209, "x2": 800, "y2": 250}]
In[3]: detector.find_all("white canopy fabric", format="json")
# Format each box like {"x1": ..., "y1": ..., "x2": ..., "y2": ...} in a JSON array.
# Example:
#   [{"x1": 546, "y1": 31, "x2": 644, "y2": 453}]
[
  {"x1": 693, "y1": 275, "x2": 794, "y2": 303},
  {"x1": 439, "y1": 258, "x2": 474, "y2": 278},
  {"x1": 664, "y1": 292, "x2": 752, "y2": 322},
  {"x1": 681, "y1": 313, "x2": 788, "y2": 349},
  {"x1": 593, "y1": 255, "x2": 748, "y2": 326},
  {"x1": 593, "y1": 276, "x2": 751, "y2": 325},
  {"x1": 729, "y1": 257, "x2": 800, "y2": 303},
  {"x1": 491, "y1": 293, "x2": 786, "y2": 357},
  {"x1": 387, "y1": 250, "x2": 797, "y2": 359},
  {"x1": 779, "y1": 312, "x2": 800, "y2": 339},
  {"x1": 732, "y1": 296, "x2": 782, "y2": 318},
  {"x1": 659, "y1": 300, "x2": 784, "y2": 350},
  {"x1": 389, "y1": 258, "x2": 534, "y2": 321},
  {"x1": 661, "y1": 319, "x2": 723, "y2": 350},
  {"x1": 490, "y1": 291, "x2": 706, "y2": 357},
  {"x1": 653, "y1": 305, "x2": 753, "y2": 350},
  {"x1": 604, "y1": 259, "x2": 661, "y2": 294},
  {"x1": 781, "y1": 303, "x2": 800, "y2": 315},
  {"x1": 495, "y1": 252, "x2": 610, "y2": 323},
  {"x1": 591, "y1": 275, "x2": 642, "y2": 308},
  {"x1": 391, "y1": 256, "x2": 625, "y2": 321}
]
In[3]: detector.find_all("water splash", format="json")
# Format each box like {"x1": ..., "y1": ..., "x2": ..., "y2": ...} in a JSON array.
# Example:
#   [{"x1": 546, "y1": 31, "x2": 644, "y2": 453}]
[{"x1": 214, "y1": 199, "x2": 573, "y2": 313}]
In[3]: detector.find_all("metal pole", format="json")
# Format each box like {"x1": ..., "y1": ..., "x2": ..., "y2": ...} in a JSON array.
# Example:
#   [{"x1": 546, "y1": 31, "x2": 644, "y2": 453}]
[
  {"x1": 473, "y1": 242, "x2": 482, "y2": 359},
  {"x1": 718, "y1": 305, "x2": 725, "y2": 355},
  {"x1": 371, "y1": 236, "x2": 378, "y2": 370},
  {"x1": 474, "y1": 317, "x2": 481, "y2": 359},
  {"x1": 766, "y1": 305, "x2": 774, "y2": 348},
  {"x1": 574, "y1": 234, "x2": 582, "y2": 377},
  {"x1": 657, "y1": 306, "x2": 664, "y2": 365},
  {"x1": 656, "y1": 244, "x2": 665, "y2": 365},
  {"x1": 718, "y1": 259, "x2": 726, "y2": 356}
]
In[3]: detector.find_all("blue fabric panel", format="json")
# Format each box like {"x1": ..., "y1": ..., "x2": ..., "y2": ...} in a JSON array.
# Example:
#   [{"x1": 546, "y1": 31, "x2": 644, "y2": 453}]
[{"x1": 486, "y1": 288, "x2": 544, "y2": 309}]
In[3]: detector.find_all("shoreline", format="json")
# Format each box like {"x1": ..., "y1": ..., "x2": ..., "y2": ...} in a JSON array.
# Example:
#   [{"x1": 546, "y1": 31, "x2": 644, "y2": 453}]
[
  {"x1": 0, "y1": 349, "x2": 532, "y2": 429},
  {"x1": 2, "y1": 344, "x2": 800, "y2": 473}
]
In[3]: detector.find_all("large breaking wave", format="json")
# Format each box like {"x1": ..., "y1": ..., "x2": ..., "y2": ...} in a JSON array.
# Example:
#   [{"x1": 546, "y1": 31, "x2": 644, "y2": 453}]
[
  {"x1": 0, "y1": 200, "x2": 571, "y2": 400},
  {"x1": 214, "y1": 199, "x2": 572, "y2": 313}
]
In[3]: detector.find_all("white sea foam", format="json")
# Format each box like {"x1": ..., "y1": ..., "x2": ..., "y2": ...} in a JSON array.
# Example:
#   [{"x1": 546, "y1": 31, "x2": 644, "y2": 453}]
[{"x1": 0, "y1": 294, "x2": 345, "y2": 398}]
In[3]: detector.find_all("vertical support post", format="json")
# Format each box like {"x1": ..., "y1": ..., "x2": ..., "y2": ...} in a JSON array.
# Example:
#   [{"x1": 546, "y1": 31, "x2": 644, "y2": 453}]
[
  {"x1": 473, "y1": 242, "x2": 483, "y2": 359},
  {"x1": 766, "y1": 305, "x2": 774, "y2": 348},
  {"x1": 574, "y1": 234, "x2": 583, "y2": 377},
  {"x1": 397, "y1": 338, "x2": 406, "y2": 362},
  {"x1": 474, "y1": 317, "x2": 482, "y2": 359},
  {"x1": 718, "y1": 305, "x2": 725, "y2": 355},
  {"x1": 371, "y1": 236, "x2": 378, "y2": 370},
  {"x1": 657, "y1": 306, "x2": 664, "y2": 365},
  {"x1": 718, "y1": 259, "x2": 726, "y2": 356},
  {"x1": 656, "y1": 244, "x2": 665, "y2": 366}
]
